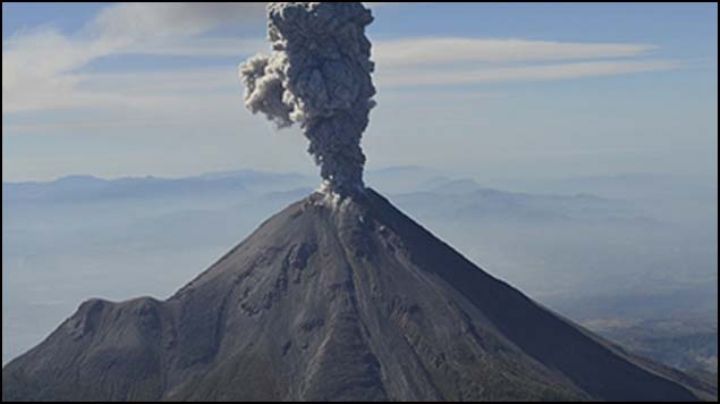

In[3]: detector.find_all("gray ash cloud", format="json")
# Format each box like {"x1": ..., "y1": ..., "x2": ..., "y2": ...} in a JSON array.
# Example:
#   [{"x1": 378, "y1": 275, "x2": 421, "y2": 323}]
[{"x1": 240, "y1": 2, "x2": 376, "y2": 195}]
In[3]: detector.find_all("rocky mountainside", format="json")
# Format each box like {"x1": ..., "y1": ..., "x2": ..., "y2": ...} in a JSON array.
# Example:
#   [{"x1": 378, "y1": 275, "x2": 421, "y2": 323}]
[{"x1": 2, "y1": 189, "x2": 714, "y2": 401}]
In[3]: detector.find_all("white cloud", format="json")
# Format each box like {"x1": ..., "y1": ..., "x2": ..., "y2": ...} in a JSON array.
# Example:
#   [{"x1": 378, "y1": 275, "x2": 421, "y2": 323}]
[
  {"x1": 370, "y1": 36, "x2": 675, "y2": 88},
  {"x1": 121, "y1": 37, "x2": 266, "y2": 57},
  {"x1": 2, "y1": 3, "x2": 266, "y2": 114},
  {"x1": 75, "y1": 67, "x2": 240, "y2": 98},
  {"x1": 91, "y1": 2, "x2": 266, "y2": 40},
  {"x1": 373, "y1": 37, "x2": 658, "y2": 66},
  {"x1": 376, "y1": 59, "x2": 681, "y2": 88},
  {"x1": 3, "y1": 3, "x2": 682, "y2": 116},
  {"x1": 2, "y1": 29, "x2": 123, "y2": 113}
]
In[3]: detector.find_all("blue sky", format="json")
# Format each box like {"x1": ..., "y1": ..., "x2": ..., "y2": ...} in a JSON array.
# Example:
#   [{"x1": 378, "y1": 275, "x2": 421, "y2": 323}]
[{"x1": 2, "y1": 2, "x2": 717, "y2": 183}]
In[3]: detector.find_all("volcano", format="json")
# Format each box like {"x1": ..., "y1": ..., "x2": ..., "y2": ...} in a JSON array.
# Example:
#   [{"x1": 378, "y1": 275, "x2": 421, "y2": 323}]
[{"x1": 2, "y1": 190, "x2": 714, "y2": 401}]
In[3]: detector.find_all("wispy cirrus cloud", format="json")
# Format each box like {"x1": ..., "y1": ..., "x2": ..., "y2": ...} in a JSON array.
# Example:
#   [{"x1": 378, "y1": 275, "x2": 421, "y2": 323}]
[
  {"x1": 373, "y1": 37, "x2": 659, "y2": 66},
  {"x1": 90, "y1": 2, "x2": 266, "y2": 40},
  {"x1": 3, "y1": 3, "x2": 683, "y2": 116},
  {"x1": 375, "y1": 59, "x2": 682, "y2": 88},
  {"x1": 371, "y1": 36, "x2": 677, "y2": 88},
  {"x1": 2, "y1": 3, "x2": 266, "y2": 114}
]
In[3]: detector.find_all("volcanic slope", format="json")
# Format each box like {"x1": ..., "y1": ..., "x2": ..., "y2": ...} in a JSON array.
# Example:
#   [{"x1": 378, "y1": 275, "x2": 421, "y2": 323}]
[{"x1": 2, "y1": 190, "x2": 714, "y2": 401}]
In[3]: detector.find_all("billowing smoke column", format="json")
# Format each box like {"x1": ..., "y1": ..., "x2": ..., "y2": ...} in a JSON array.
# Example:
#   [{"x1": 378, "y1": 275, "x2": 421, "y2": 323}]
[{"x1": 240, "y1": 2, "x2": 375, "y2": 196}]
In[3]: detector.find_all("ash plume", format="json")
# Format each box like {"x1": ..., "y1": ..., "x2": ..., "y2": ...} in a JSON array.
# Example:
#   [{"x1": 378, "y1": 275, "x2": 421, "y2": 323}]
[{"x1": 239, "y1": 2, "x2": 376, "y2": 196}]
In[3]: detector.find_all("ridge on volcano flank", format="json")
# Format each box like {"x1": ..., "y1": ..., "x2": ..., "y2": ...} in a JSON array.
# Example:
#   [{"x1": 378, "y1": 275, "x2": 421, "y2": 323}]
[{"x1": 2, "y1": 190, "x2": 714, "y2": 401}]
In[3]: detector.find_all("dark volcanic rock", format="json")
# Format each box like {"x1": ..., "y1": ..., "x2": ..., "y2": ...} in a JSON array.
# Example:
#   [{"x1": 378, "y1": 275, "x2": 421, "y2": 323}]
[{"x1": 2, "y1": 189, "x2": 714, "y2": 401}]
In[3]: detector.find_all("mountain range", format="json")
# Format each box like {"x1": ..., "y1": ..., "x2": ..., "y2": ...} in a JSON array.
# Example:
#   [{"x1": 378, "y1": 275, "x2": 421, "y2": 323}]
[{"x1": 3, "y1": 189, "x2": 715, "y2": 400}]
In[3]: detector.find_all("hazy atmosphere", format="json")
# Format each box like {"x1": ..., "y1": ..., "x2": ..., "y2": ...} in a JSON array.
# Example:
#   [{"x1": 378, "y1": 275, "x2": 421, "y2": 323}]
[
  {"x1": 3, "y1": 3, "x2": 717, "y2": 182},
  {"x1": 2, "y1": 1, "x2": 717, "y2": 391}
]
